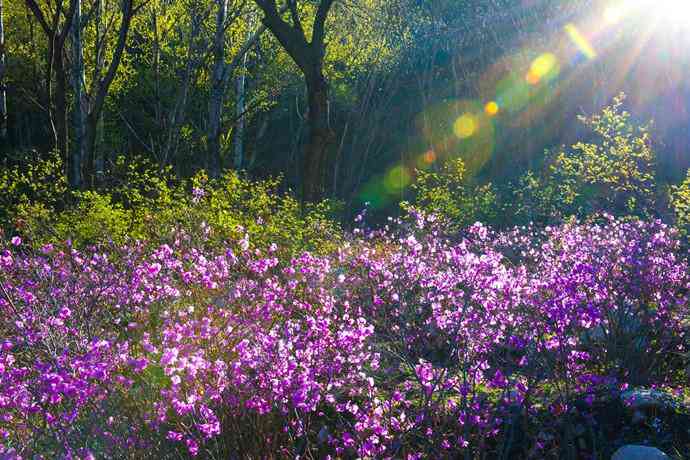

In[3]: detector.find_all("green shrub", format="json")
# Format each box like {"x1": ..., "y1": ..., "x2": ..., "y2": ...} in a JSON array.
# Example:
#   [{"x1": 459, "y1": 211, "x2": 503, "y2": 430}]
[
  {"x1": 155, "y1": 170, "x2": 343, "y2": 256},
  {"x1": 549, "y1": 93, "x2": 657, "y2": 219},
  {"x1": 0, "y1": 150, "x2": 68, "y2": 229},
  {"x1": 510, "y1": 93, "x2": 660, "y2": 226},
  {"x1": 10, "y1": 155, "x2": 342, "y2": 256},
  {"x1": 406, "y1": 157, "x2": 501, "y2": 230},
  {"x1": 511, "y1": 169, "x2": 563, "y2": 226},
  {"x1": 15, "y1": 192, "x2": 132, "y2": 246},
  {"x1": 670, "y1": 169, "x2": 690, "y2": 243}
]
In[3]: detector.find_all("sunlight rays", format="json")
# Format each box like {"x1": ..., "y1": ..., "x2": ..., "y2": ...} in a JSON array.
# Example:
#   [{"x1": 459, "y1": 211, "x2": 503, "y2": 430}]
[
  {"x1": 605, "y1": 0, "x2": 690, "y2": 28},
  {"x1": 359, "y1": 0, "x2": 690, "y2": 210}
]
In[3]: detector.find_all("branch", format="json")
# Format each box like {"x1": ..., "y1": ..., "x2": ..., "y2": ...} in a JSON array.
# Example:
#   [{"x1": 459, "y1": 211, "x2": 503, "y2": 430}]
[
  {"x1": 24, "y1": 0, "x2": 53, "y2": 36},
  {"x1": 312, "y1": 0, "x2": 335, "y2": 49},
  {"x1": 286, "y1": 0, "x2": 303, "y2": 36},
  {"x1": 253, "y1": 0, "x2": 309, "y2": 71},
  {"x1": 221, "y1": 4, "x2": 288, "y2": 87},
  {"x1": 91, "y1": 0, "x2": 138, "y2": 119},
  {"x1": 116, "y1": 108, "x2": 154, "y2": 155},
  {"x1": 56, "y1": 0, "x2": 78, "y2": 48}
]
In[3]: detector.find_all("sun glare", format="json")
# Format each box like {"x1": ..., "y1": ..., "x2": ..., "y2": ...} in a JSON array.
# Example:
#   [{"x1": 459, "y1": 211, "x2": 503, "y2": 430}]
[
  {"x1": 606, "y1": 0, "x2": 690, "y2": 27},
  {"x1": 661, "y1": 0, "x2": 690, "y2": 17}
]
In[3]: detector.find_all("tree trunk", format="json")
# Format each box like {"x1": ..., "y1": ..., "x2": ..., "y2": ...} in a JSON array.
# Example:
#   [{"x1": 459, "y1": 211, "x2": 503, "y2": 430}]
[
  {"x1": 93, "y1": 0, "x2": 105, "y2": 182},
  {"x1": 95, "y1": 110, "x2": 104, "y2": 179},
  {"x1": 207, "y1": 0, "x2": 228, "y2": 179},
  {"x1": 161, "y1": 11, "x2": 203, "y2": 166},
  {"x1": 55, "y1": 54, "x2": 69, "y2": 178},
  {"x1": 85, "y1": 109, "x2": 98, "y2": 182},
  {"x1": 83, "y1": 0, "x2": 136, "y2": 184},
  {"x1": 209, "y1": 5, "x2": 278, "y2": 177},
  {"x1": 70, "y1": 0, "x2": 85, "y2": 189},
  {"x1": 303, "y1": 70, "x2": 332, "y2": 202},
  {"x1": 253, "y1": 0, "x2": 335, "y2": 202},
  {"x1": 0, "y1": 0, "x2": 7, "y2": 142},
  {"x1": 233, "y1": 37, "x2": 250, "y2": 170},
  {"x1": 24, "y1": 0, "x2": 77, "y2": 183}
]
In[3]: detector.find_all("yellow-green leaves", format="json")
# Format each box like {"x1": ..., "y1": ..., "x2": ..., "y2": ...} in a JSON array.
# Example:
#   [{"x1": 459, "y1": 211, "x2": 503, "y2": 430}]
[{"x1": 549, "y1": 93, "x2": 657, "y2": 218}]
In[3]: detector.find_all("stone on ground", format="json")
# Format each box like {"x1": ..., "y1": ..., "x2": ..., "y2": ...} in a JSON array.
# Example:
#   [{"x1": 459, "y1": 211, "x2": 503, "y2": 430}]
[{"x1": 611, "y1": 445, "x2": 669, "y2": 460}]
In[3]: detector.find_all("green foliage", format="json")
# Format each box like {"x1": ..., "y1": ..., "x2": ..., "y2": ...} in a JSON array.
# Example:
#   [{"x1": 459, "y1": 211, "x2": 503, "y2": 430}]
[
  {"x1": 511, "y1": 94, "x2": 659, "y2": 225},
  {"x1": 670, "y1": 169, "x2": 690, "y2": 242},
  {"x1": 550, "y1": 93, "x2": 657, "y2": 218},
  {"x1": 103, "y1": 155, "x2": 178, "y2": 231},
  {"x1": 52, "y1": 192, "x2": 132, "y2": 246},
  {"x1": 153, "y1": 169, "x2": 344, "y2": 256},
  {"x1": 9, "y1": 156, "x2": 342, "y2": 256},
  {"x1": 510, "y1": 170, "x2": 563, "y2": 226},
  {"x1": 407, "y1": 158, "x2": 500, "y2": 230},
  {"x1": 413, "y1": 94, "x2": 670, "y2": 230},
  {"x1": 0, "y1": 151, "x2": 68, "y2": 229}
]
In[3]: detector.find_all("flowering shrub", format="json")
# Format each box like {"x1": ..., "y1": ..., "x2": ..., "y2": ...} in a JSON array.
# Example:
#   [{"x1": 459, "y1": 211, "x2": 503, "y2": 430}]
[{"x1": 0, "y1": 214, "x2": 688, "y2": 458}]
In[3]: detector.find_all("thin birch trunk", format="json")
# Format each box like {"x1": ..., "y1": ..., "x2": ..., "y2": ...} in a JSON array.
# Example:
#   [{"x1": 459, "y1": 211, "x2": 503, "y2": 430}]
[
  {"x1": 233, "y1": 16, "x2": 253, "y2": 170},
  {"x1": 208, "y1": 5, "x2": 284, "y2": 176},
  {"x1": 161, "y1": 10, "x2": 205, "y2": 166},
  {"x1": 84, "y1": 0, "x2": 138, "y2": 182},
  {"x1": 71, "y1": 0, "x2": 85, "y2": 188},
  {"x1": 0, "y1": 0, "x2": 7, "y2": 142},
  {"x1": 94, "y1": 0, "x2": 105, "y2": 180},
  {"x1": 207, "y1": 0, "x2": 228, "y2": 178}
]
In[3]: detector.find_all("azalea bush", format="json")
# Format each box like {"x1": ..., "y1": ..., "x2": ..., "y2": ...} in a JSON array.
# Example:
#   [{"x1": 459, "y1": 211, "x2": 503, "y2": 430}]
[{"x1": 1, "y1": 212, "x2": 688, "y2": 459}]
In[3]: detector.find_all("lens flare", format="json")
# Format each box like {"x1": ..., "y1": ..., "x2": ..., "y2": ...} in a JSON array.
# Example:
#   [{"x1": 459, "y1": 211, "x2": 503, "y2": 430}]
[
  {"x1": 565, "y1": 24, "x2": 597, "y2": 59},
  {"x1": 384, "y1": 165, "x2": 411, "y2": 193},
  {"x1": 496, "y1": 74, "x2": 531, "y2": 113},
  {"x1": 359, "y1": 177, "x2": 388, "y2": 209},
  {"x1": 453, "y1": 114, "x2": 478, "y2": 139},
  {"x1": 526, "y1": 53, "x2": 559, "y2": 85},
  {"x1": 414, "y1": 100, "x2": 495, "y2": 178},
  {"x1": 419, "y1": 149, "x2": 437, "y2": 166},
  {"x1": 484, "y1": 101, "x2": 500, "y2": 116}
]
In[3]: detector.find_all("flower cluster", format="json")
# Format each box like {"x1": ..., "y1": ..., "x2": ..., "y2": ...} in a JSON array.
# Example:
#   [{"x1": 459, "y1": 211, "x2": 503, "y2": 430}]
[{"x1": 0, "y1": 216, "x2": 687, "y2": 458}]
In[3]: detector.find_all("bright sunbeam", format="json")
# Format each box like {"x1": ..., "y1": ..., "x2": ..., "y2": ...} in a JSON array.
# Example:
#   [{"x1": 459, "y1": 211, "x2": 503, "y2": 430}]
[
  {"x1": 606, "y1": 0, "x2": 690, "y2": 27},
  {"x1": 657, "y1": 0, "x2": 690, "y2": 24}
]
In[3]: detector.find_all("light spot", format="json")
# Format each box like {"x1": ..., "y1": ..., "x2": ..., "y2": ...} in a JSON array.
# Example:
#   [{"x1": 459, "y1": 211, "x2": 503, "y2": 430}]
[
  {"x1": 453, "y1": 113, "x2": 478, "y2": 139},
  {"x1": 526, "y1": 53, "x2": 559, "y2": 85},
  {"x1": 384, "y1": 165, "x2": 411, "y2": 193},
  {"x1": 565, "y1": 24, "x2": 597, "y2": 59},
  {"x1": 484, "y1": 101, "x2": 500, "y2": 116},
  {"x1": 416, "y1": 150, "x2": 437, "y2": 169}
]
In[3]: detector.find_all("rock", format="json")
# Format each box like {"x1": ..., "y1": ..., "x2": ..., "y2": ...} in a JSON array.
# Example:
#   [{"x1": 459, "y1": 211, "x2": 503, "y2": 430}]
[
  {"x1": 611, "y1": 445, "x2": 669, "y2": 460},
  {"x1": 620, "y1": 388, "x2": 682, "y2": 413}
]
